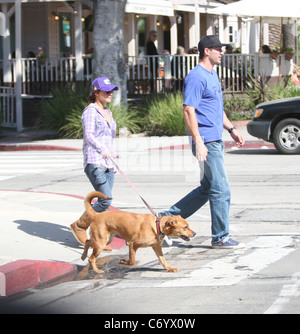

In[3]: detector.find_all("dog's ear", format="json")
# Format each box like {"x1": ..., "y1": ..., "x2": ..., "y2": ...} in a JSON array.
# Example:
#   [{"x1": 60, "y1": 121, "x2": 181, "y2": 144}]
[{"x1": 165, "y1": 217, "x2": 178, "y2": 228}]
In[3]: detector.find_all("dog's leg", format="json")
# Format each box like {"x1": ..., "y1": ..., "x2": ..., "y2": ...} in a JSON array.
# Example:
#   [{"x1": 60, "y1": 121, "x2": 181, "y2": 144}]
[
  {"x1": 119, "y1": 242, "x2": 136, "y2": 266},
  {"x1": 88, "y1": 235, "x2": 109, "y2": 273},
  {"x1": 88, "y1": 244, "x2": 104, "y2": 273},
  {"x1": 103, "y1": 233, "x2": 114, "y2": 252},
  {"x1": 81, "y1": 239, "x2": 92, "y2": 261},
  {"x1": 152, "y1": 243, "x2": 180, "y2": 272}
]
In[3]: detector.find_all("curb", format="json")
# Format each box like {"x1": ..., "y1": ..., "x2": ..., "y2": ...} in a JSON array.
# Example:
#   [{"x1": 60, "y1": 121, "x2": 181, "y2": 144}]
[
  {"x1": 0, "y1": 140, "x2": 275, "y2": 152},
  {"x1": 150, "y1": 140, "x2": 275, "y2": 151},
  {"x1": 0, "y1": 260, "x2": 77, "y2": 297},
  {"x1": 0, "y1": 144, "x2": 81, "y2": 152}
]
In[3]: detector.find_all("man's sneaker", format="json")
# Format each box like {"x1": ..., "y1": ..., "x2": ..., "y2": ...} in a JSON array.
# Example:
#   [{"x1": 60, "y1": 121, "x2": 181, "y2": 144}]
[{"x1": 211, "y1": 237, "x2": 241, "y2": 249}]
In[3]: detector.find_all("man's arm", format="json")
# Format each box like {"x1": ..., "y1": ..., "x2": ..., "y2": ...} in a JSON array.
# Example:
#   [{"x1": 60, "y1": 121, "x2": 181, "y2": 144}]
[
  {"x1": 182, "y1": 104, "x2": 208, "y2": 161},
  {"x1": 223, "y1": 111, "x2": 245, "y2": 147}
]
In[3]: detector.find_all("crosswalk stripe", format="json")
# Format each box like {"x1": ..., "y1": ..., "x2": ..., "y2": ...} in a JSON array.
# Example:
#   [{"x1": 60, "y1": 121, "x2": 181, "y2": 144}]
[
  {"x1": 264, "y1": 272, "x2": 300, "y2": 314},
  {"x1": 0, "y1": 151, "x2": 83, "y2": 177},
  {"x1": 159, "y1": 236, "x2": 294, "y2": 287}
]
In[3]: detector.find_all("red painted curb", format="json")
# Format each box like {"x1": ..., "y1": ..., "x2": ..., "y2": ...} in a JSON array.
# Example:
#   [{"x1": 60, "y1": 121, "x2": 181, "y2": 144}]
[
  {"x1": 0, "y1": 260, "x2": 77, "y2": 297},
  {"x1": 0, "y1": 144, "x2": 81, "y2": 152},
  {"x1": 149, "y1": 141, "x2": 275, "y2": 151},
  {"x1": 224, "y1": 141, "x2": 275, "y2": 150}
]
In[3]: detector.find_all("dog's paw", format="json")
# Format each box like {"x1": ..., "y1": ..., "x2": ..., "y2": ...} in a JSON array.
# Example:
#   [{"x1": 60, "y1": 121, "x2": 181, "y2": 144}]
[
  {"x1": 119, "y1": 259, "x2": 134, "y2": 266},
  {"x1": 103, "y1": 245, "x2": 112, "y2": 252}
]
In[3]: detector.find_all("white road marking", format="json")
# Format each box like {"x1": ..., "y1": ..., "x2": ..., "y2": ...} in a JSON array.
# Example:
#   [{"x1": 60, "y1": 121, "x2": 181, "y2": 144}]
[
  {"x1": 0, "y1": 151, "x2": 82, "y2": 178},
  {"x1": 159, "y1": 236, "x2": 295, "y2": 287},
  {"x1": 264, "y1": 272, "x2": 300, "y2": 314}
]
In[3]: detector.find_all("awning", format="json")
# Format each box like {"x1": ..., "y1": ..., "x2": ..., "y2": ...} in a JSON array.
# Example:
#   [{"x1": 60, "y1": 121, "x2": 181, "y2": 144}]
[
  {"x1": 208, "y1": 0, "x2": 300, "y2": 23},
  {"x1": 126, "y1": 0, "x2": 174, "y2": 17}
]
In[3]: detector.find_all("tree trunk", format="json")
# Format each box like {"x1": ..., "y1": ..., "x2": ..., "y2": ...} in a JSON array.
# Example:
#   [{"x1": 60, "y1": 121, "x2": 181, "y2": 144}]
[{"x1": 92, "y1": 0, "x2": 127, "y2": 106}]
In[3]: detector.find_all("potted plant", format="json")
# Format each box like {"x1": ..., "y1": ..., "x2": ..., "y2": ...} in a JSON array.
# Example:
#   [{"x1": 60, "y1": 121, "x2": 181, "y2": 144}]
[
  {"x1": 283, "y1": 47, "x2": 294, "y2": 61},
  {"x1": 271, "y1": 46, "x2": 280, "y2": 60},
  {"x1": 37, "y1": 46, "x2": 47, "y2": 64}
]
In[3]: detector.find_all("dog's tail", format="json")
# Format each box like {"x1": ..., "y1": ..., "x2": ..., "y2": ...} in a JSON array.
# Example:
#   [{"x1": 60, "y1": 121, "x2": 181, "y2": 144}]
[{"x1": 84, "y1": 191, "x2": 112, "y2": 217}]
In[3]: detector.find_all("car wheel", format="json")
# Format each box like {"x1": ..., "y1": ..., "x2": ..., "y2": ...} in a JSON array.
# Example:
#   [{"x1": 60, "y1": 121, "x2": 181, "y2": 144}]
[{"x1": 273, "y1": 118, "x2": 300, "y2": 154}]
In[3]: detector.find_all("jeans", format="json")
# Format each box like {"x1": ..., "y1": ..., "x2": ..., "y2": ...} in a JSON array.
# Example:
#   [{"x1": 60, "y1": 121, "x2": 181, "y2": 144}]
[
  {"x1": 84, "y1": 164, "x2": 114, "y2": 212},
  {"x1": 159, "y1": 141, "x2": 231, "y2": 244}
]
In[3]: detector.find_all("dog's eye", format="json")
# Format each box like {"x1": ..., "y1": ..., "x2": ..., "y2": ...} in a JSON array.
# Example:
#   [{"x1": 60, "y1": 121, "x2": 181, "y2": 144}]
[{"x1": 184, "y1": 226, "x2": 188, "y2": 229}]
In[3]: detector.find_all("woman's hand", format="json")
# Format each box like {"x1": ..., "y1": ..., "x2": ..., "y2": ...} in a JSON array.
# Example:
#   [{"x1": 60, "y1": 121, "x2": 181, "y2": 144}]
[{"x1": 102, "y1": 152, "x2": 119, "y2": 159}]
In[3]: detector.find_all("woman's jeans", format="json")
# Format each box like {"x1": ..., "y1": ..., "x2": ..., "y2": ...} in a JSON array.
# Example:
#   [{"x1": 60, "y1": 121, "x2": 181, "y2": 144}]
[
  {"x1": 159, "y1": 141, "x2": 231, "y2": 244},
  {"x1": 84, "y1": 164, "x2": 114, "y2": 212}
]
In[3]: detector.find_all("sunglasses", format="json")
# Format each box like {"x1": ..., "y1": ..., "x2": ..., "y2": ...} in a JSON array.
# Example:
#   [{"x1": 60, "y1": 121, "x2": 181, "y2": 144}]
[
  {"x1": 209, "y1": 47, "x2": 223, "y2": 53},
  {"x1": 101, "y1": 90, "x2": 114, "y2": 95}
]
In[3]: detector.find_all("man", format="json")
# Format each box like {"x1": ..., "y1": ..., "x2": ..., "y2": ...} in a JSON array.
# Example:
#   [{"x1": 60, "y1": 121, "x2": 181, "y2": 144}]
[
  {"x1": 159, "y1": 35, "x2": 245, "y2": 248},
  {"x1": 146, "y1": 30, "x2": 159, "y2": 93}
]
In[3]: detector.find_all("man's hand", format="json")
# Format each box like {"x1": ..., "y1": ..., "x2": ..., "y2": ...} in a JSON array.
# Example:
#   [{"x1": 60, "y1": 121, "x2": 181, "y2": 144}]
[
  {"x1": 230, "y1": 129, "x2": 245, "y2": 147},
  {"x1": 195, "y1": 136, "x2": 208, "y2": 161}
]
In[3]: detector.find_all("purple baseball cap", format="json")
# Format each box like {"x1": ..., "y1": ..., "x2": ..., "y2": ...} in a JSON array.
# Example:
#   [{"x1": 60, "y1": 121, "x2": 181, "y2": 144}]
[{"x1": 91, "y1": 77, "x2": 119, "y2": 93}]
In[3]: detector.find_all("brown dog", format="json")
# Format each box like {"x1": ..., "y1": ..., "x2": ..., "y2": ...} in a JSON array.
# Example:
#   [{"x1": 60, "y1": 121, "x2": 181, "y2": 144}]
[{"x1": 81, "y1": 191, "x2": 196, "y2": 273}]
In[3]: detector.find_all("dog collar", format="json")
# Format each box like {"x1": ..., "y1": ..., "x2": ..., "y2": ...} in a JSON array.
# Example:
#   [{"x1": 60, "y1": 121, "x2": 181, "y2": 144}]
[{"x1": 156, "y1": 217, "x2": 164, "y2": 240}]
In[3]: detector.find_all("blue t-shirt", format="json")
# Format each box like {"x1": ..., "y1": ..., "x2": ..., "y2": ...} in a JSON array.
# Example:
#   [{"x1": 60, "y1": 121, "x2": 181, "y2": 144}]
[{"x1": 183, "y1": 64, "x2": 223, "y2": 143}]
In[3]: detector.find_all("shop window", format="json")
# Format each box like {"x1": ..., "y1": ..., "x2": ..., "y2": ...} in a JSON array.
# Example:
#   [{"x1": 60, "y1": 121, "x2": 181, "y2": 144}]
[
  {"x1": 229, "y1": 26, "x2": 233, "y2": 43},
  {"x1": 137, "y1": 17, "x2": 146, "y2": 55}
]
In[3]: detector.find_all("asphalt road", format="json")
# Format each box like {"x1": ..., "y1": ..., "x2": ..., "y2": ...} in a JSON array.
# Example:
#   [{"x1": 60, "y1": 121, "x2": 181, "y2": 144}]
[{"x1": 0, "y1": 132, "x2": 300, "y2": 315}]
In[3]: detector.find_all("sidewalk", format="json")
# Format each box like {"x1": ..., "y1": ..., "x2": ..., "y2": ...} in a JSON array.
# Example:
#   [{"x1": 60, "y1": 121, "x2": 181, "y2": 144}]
[
  {"x1": 0, "y1": 126, "x2": 274, "y2": 298},
  {"x1": 0, "y1": 125, "x2": 274, "y2": 151},
  {"x1": 0, "y1": 189, "x2": 126, "y2": 298}
]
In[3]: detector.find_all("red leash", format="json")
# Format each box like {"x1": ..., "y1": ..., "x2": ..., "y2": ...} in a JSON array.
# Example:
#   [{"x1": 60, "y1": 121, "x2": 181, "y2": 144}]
[{"x1": 109, "y1": 157, "x2": 157, "y2": 217}]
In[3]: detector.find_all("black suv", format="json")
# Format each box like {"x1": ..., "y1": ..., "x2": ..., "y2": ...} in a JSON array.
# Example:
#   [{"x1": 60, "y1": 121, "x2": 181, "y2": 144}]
[{"x1": 247, "y1": 97, "x2": 300, "y2": 154}]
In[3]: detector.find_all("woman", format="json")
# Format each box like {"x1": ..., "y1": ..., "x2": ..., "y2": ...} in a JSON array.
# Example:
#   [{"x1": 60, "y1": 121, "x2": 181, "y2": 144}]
[
  {"x1": 70, "y1": 77, "x2": 118, "y2": 248},
  {"x1": 146, "y1": 30, "x2": 158, "y2": 56},
  {"x1": 290, "y1": 65, "x2": 300, "y2": 86}
]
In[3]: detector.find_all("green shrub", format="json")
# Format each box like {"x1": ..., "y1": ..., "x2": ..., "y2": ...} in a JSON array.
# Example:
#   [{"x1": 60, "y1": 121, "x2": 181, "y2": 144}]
[
  {"x1": 59, "y1": 102, "x2": 141, "y2": 138},
  {"x1": 223, "y1": 93, "x2": 255, "y2": 121},
  {"x1": 244, "y1": 75, "x2": 276, "y2": 105},
  {"x1": 40, "y1": 83, "x2": 142, "y2": 138},
  {"x1": 109, "y1": 103, "x2": 141, "y2": 135},
  {"x1": 224, "y1": 77, "x2": 300, "y2": 121},
  {"x1": 58, "y1": 105, "x2": 85, "y2": 139},
  {"x1": 272, "y1": 80, "x2": 300, "y2": 99},
  {"x1": 40, "y1": 84, "x2": 89, "y2": 132},
  {"x1": 146, "y1": 93, "x2": 186, "y2": 136}
]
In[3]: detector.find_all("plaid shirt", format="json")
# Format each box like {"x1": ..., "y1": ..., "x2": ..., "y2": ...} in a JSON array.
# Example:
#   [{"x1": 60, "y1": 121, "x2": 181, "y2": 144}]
[{"x1": 82, "y1": 104, "x2": 117, "y2": 169}]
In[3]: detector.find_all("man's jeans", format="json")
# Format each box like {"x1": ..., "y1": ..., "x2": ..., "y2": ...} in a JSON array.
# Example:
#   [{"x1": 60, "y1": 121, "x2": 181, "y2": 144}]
[
  {"x1": 159, "y1": 141, "x2": 231, "y2": 244},
  {"x1": 84, "y1": 164, "x2": 114, "y2": 212}
]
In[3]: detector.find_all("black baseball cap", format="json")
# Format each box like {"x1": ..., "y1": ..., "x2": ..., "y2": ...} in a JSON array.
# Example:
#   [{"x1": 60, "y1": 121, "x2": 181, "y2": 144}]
[{"x1": 198, "y1": 35, "x2": 228, "y2": 52}]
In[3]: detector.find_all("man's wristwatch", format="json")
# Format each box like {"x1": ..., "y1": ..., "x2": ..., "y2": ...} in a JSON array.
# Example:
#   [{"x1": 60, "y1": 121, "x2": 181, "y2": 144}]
[{"x1": 228, "y1": 126, "x2": 236, "y2": 133}]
